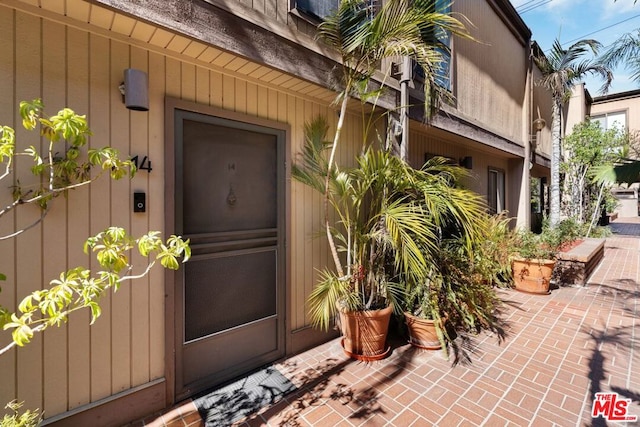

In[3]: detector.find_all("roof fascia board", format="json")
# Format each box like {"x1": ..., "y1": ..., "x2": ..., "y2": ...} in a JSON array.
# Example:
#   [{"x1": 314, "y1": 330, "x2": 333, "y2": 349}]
[
  {"x1": 487, "y1": 0, "x2": 532, "y2": 46},
  {"x1": 408, "y1": 104, "x2": 526, "y2": 158},
  {"x1": 592, "y1": 89, "x2": 640, "y2": 104},
  {"x1": 88, "y1": 0, "x2": 397, "y2": 110}
]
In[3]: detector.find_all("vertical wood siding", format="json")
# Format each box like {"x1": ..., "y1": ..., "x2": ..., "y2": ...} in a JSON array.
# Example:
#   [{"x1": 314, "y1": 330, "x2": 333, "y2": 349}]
[
  {"x1": 0, "y1": 7, "x2": 17, "y2": 416},
  {"x1": 66, "y1": 26, "x2": 92, "y2": 410},
  {"x1": 454, "y1": 1, "x2": 527, "y2": 143},
  {"x1": 41, "y1": 17, "x2": 68, "y2": 417},
  {"x1": 0, "y1": 5, "x2": 358, "y2": 420},
  {"x1": 1, "y1": 0, "x2": 539, "y2": 421},
  {"x1": 409, "y1": 126, "x2": 511, "y2": 207},
  {"x1": 14, "y1": 10, "x2": 45, "y2": 416}
]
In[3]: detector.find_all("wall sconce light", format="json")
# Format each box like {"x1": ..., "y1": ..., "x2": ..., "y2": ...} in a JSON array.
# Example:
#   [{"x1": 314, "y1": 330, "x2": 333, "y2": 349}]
[
  {"x1": 118, "y1": 69, "x2": 149, "y2": 111},
  {"x1": 532, "y1": 117, "x2": 546, "y2": 132},
  {"x1": 459, "y1": 156, "x2": 473, "y2": 170},
  {"x1": 530, "y1": 117, "x2": 546, "y2": 168}
]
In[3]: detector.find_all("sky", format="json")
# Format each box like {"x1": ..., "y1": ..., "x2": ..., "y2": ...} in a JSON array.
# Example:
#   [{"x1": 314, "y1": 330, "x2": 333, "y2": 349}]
[{"x1": 509, "y1": 0, "x2": 640, "y2": 95}]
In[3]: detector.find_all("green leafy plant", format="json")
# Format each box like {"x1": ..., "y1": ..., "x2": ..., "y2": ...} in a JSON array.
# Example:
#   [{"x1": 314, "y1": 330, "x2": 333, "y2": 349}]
[
  {"x1": 0, "y1": 101, "x2": 190, "y2": 424},
  {"x1": 0, "y1": 99, "x2": 135, "y2": 240},
  {"x1": 293, "y1": 117, "x2": 486, "y2": 331},
  {"x1": 561, "y1": 119, "x2": 627, "y2": 232},
  {"x1": 404, "y1": 212, "x2": 510, "y2": 353},
  {"x1": 515, "y1": 219, "x2": 579, "y2": 261},
  {"x1": 1, "y1": 227, "x2": 190, "y2": 354},
  {"x1": 472, "y1": 213, "x2": 518, "y2": 288},
  {"x1": 1, "y1": 400, "x2": 41, "y2": 427}
]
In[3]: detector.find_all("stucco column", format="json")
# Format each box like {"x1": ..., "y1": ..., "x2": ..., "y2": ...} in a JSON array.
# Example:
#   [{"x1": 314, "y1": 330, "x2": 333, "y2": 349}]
[
  {"x1": 516, "y1": 44, "x2": 533, "y2": 230},
  {"x1": 515, "y1": 145, "x2": 531, "y2": 230}
]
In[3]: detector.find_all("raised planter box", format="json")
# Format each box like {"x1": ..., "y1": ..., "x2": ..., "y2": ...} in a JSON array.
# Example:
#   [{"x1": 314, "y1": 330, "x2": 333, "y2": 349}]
[{"x1": 552, "y1": 238, "x2": 605, "y2": 287}]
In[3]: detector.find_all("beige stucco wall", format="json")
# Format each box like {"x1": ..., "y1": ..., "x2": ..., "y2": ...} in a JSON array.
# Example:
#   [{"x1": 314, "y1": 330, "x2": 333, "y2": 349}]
[
  {"x1": 565, "y1": 84, "x2": 590, "y2": 136},
  {"x1": 591, "y1": 93, "x2": 640, "y2": 134}
]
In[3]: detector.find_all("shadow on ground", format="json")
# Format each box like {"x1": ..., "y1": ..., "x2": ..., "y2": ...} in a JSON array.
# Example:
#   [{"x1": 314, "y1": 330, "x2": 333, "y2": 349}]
[{"x1": 583, "y1": 277, "x2": 640, "y2": 427}]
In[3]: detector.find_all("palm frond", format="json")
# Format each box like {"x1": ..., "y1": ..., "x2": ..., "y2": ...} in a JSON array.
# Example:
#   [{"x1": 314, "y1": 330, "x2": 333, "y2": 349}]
[
  {"x1": 602, "y1": 32, "x2": 637, "y2": 66},
  {"x1": 534, "y1": 37, "x2": 612, "y2": 99},
  {"x1": 592, "y1": 158, "x2": 640, "y2": 185},
  {"x1": 291, "y1": 116, "x2": 332, "y2": 193},
  {"x1": 307, "y1": 269, "x2": 356, "y2": 331},
  {"x1": 317, "y1": 0, "x2": 473, "y2": 119}
]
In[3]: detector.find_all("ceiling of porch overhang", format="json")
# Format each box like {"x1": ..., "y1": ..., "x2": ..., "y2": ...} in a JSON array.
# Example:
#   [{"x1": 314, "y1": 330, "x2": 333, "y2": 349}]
[{"x1": 12, "y1": 0, "x2": 347, "y2": 107}]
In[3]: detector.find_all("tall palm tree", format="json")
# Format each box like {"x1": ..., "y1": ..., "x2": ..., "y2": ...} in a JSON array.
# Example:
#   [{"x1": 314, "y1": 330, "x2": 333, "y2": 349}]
[
  {"x1": 316, "y1": 0, "x2": 472, "y2": 276},
  {"x1": 601, "y1": 29, "x2": 640, "y2": 86},
  {"x1": 534, "y1": 38, "x2": 612, "y2": 226}
]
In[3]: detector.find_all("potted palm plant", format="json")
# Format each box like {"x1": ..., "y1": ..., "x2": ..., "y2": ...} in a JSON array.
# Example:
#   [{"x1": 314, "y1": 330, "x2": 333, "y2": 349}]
[
  {"x1": 292, "y1": 0, "x2": 474, "y2": 360},
  {"x1": 293, "y1": 118, "x2": 487, "y2": 359},
  {"x1": 309, "y1": 0, "x2": 472, "y2": 303},
  {"x1": 403, "y1": 215, "x2": 508, "y2": 353}
]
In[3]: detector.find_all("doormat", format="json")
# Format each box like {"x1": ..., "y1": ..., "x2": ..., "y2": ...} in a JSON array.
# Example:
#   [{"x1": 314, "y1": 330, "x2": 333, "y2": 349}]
[{"x1": 193, "y1": 366, "x2": 297, "y2": 426}]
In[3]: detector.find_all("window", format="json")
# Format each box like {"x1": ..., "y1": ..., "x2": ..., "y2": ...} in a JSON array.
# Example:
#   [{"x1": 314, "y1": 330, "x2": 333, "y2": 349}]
[
  {"x1": 293, "y1": 0, "x2": 339, "y2": 21},
  {"x1": 413, "y1": 0, "x2": 452, "y2": 90},
  {"x1": 591, "y1": 111, "x2": 627, "y2": 132},
  {"x1": 488, "y1": 168, "x2": 505, "y2": 214},
  {"x1": 431, "y1": 0, "x2": 452, "y2": 90},
  {"x1": 293, "y1": 0, "x2": 378, "y2": 24}
]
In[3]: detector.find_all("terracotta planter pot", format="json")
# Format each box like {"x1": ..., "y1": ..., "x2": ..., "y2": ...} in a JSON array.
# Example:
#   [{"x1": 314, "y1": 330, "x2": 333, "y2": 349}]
[
  {"x1": 404, "y1": 312, "x2": 442, "y2": 350},
  {"x1": 339, "y1": 305, "x2": 392, "y2": 361},
  {"x1": 512, "y1": 257, "x2": 556, "y2": 295}
]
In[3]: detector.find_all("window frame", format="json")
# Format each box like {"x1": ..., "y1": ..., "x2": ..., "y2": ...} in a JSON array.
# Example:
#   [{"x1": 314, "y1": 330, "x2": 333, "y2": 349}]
[
  {"x1": 411, "y1": 0, "x2": 453, "y2": 91},
  {"x1": 488, "y1": 167, "x2": 506, "y2": 214},
  {"x1": 290, "y1": 0, "x2": 340, "y2": 23},
  {"x1": 590, "y1": 110, "x2": 628, "y2": 132}
]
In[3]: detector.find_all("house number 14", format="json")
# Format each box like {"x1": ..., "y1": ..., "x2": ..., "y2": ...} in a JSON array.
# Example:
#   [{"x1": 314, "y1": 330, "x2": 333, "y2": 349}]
[{"x1": 131, "y1": 155, "x2": 152, "y2": 173}]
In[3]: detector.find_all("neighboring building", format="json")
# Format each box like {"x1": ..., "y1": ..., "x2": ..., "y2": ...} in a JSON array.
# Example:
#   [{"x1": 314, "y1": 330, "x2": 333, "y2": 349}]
[
  {"x1": 567, "y1": 85, "x2": 640, "y2": 151},
  {"x1": 0, "y1": 1, "x2": 551, "y2": 425},
  {"x1": 591, "y1": 88, "x2": 640, "y2": 137},
  {"x1": 592, "y1": 89, "x2": 640, "y2": 217},
  {"x1": 567, "y1": 85, "x2": 640, "y2": 217}
]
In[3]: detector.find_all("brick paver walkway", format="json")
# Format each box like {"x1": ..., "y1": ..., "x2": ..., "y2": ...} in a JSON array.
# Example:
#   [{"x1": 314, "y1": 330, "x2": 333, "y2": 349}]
[{"x1": 133, "y1": 218, "x2": 640, "y2": 427}]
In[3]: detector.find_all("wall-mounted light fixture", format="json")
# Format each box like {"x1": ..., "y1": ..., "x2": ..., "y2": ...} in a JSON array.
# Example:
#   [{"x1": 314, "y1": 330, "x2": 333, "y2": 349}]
[
  {"x1": 118, "y1": 69, "x2": 149, "y2": 111},
  {"x1": 532, "y1": 117, "x2": 546, "y2": 133},
  {"x1": 459, "y1": 156, "x2": 473, "y2": 170},
  {"x1": 530, "y1": 117, "x2": 546, "y2": 167}
]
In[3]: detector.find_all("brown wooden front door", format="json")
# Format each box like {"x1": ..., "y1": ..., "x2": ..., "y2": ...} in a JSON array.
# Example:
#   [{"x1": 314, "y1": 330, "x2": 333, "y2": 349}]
[{"x1": 171, "y1": 106, "x2": 286, "y2": 399}]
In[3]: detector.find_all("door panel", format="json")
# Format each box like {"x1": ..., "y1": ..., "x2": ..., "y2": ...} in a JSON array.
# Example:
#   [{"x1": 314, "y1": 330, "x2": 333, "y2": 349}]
[
  {"x1": 172, "y1": 108, "x2": 286, "y2": 399},
  {"x1": 184, "y1": 249, "x2": 277, "y2": 342},
  {"x1": 182, "y1": 119, "x2": 277, "y2": 233},
  {"x1": 182, "y1": 317, "x2": 279, "y2": 387}
]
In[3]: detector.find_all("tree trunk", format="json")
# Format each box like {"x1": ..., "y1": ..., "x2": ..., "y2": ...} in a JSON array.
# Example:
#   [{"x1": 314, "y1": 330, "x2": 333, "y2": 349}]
[
  {"x1": 587, "y1": 181, "x2": 606, "y2": 237},
  {"x1": 323, "y1": 94, "x2": 350, "y2": 278},
  {"x1": 549, "y1": 98, "x2": 562, "y2": 227}
]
